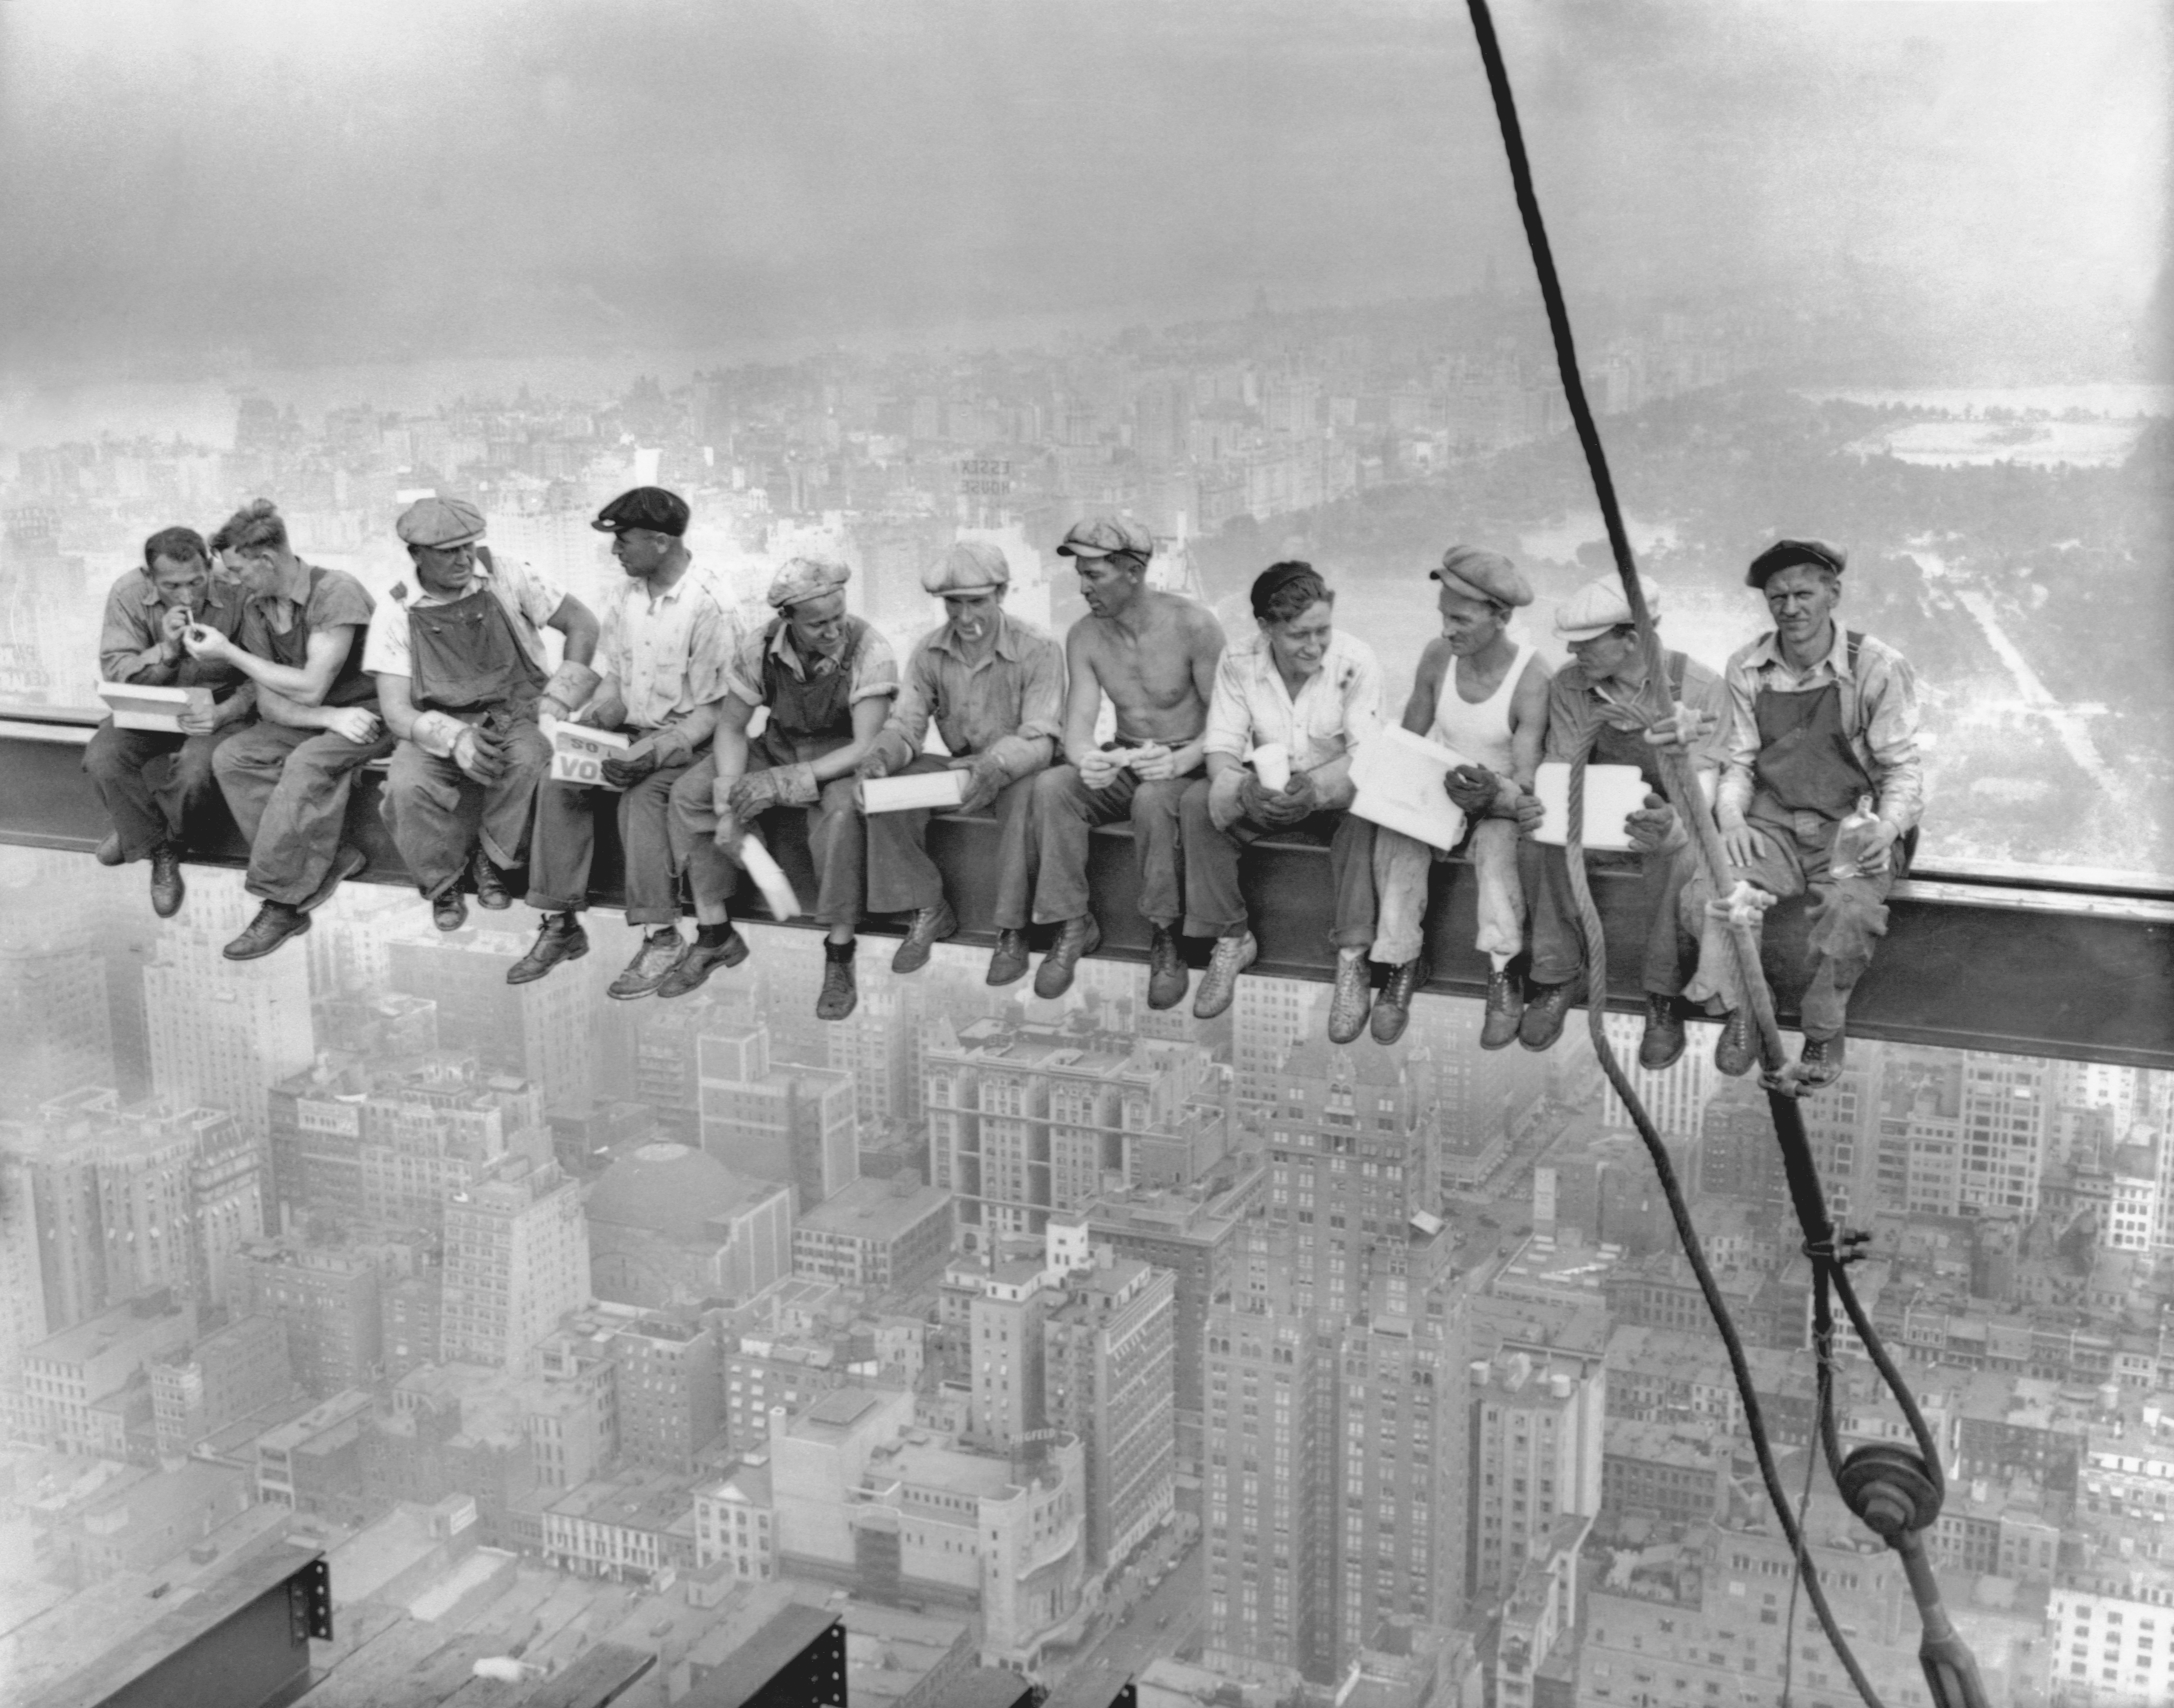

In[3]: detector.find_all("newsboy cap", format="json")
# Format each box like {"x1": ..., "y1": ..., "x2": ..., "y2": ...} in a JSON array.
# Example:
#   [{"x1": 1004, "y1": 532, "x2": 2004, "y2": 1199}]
[
  {"x1": 922, "y1": 540, "x2": 1012, "y2": 597},
  {"x1": 591, "y1": 486, "x2": 690, "y2": 537},
  {"x1": 1746, "y1": 538, "x2": 1848, "y2": 590},
  {"x1": 767, "y1": 556, "x2": 852, "y2": 609},
  {"x1": 1554, "y1": 574, "x2": 1662, "y2": 643},
  {"x1": 1431, "y1": 545, "x2": 1532, "y2": 610},
  {"x1": 1056, "y1": 516, "x2": 1154, "y2": 561},
  {"x1": 395, "y1": 495, "x2": 486, "y2": 549}
]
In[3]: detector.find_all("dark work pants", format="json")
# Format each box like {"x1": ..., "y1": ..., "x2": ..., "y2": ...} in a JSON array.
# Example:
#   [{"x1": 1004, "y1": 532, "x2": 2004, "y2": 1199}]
[
  {"x1": 528, "y1": 759, "x2": 694, "y2": 927},
  {"x1": 862, "y1": 755, "x2": 1037, "y2": 926},
  {"x1": 1031, "y1": 764, "x2": 1186, "y2": 927},
  {"x1": 1681, "y1": 798, "x2": 1897, "y2": 1041},
  {"x1": 213, "y1": 720, "x2": 395, "y2": 906},
  {"x1": 672, "y1": 746, "x2": 867, "y2": 930},
  {"x1": 1527, "y1": 838, "x2": 1697, "y2": 997},
  {"x1": 84, "y1": 718, "x2": 240, "y2": 860},
  {"x1": 379, "y1": 718, "x2": 553, "y2": 899},
  {"x1": 1177, "y1": 781, "x2": 1377, "y2": 949}
]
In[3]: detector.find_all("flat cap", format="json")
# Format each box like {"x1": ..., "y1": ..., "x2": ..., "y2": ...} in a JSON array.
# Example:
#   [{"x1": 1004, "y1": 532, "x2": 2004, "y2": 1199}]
[
  {"x1": 1056, "y1": 516, "x2": 1154, "y2": 561},
  {"x1": 395, "y1": 495, "x2": 486, "y2": 549},
  {"x1": 922, "y1": 540, "x2": 1012, "y2": 597},
  {"x1": 1431, "y1": 545, "x2": 1532, "y2": 609},
  {"x1": 1746, "y1": 537, "x2": 1848, "y2": 590},
  {"x1": 1554, "y1": 574, "x2": 1662, "y2": 643},
  {"x1": 767, "y1": 556, "x2": 852, "y2": 609},
  {"x1": 591, "y1": 486, "x2": 690, "y2": 537}
]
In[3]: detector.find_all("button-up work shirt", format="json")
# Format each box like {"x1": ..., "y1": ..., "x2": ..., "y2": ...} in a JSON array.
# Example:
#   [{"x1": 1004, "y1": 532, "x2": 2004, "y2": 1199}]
[
  {"x1": 1202, "y1": 628, "x2": 1384, "y2": 775},
  {"x1": 1542, "y1": 650, "x2": 1730, "y2": 773},
  {"x1": 98, "y1": 568, "x2": 246, "y2": 688},
  {"x1": 1715, "y1": 625, "x2": 1925, "y2": 833},
  {"x1": 876, "y1": 612, "x2": 1064, "y2": 781},
  {"x1": 723, "y1": 616, "x2": 899, "y2": 711},
  {"x1": 595, "y1": 565, "x2": 739, "y2": 732},
  {"x1": 361, "y1": 550, "x2": 566, "y2": 679}
]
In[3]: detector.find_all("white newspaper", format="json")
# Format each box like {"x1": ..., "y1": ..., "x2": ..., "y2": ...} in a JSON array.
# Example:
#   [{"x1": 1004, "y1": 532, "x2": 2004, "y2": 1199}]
[
  {"x1": 541, "y1": 715, "x2": 632, "y2": 790},
  {"x1": 1349, "y1": 726, "x2": 1470, "y2": 852},
  {"x1": 1531, "y1": 761, "x2": 1648, "y2": 851}
]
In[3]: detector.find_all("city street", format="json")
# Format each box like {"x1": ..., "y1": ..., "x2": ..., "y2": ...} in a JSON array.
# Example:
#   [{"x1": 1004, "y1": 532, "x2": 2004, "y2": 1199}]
[{"x1": 1044, "y1": 1536, "x2": 1204, "y2": 1708}]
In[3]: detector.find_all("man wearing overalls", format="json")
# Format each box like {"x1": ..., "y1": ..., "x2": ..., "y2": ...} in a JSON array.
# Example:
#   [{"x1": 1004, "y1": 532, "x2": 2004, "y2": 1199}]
[
  {"x1": 193, "y1": 499, "x2": 390, "y2": 960},
  {"x1": 1681, "y1": 539, "x2": 1924, "y2": 1089},
  {"x1": 1516, "y1": 574, "x2": 1729, "y2": 1070},
  {"x1": 668, "y1": 557, "x2": 898, "y2": 1019},
  {"x1": 366, "y1": 496, "x2": 601, "y2": 931}
]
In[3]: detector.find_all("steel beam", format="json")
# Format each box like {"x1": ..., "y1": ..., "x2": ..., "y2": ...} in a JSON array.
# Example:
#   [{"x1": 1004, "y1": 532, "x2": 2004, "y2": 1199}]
[{"x1": 1, "y1": 706, "x2": 2167, "y2": 1069}]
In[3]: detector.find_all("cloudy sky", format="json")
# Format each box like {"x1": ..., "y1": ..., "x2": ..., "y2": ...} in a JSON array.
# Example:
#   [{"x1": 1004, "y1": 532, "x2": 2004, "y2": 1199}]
[{"x1": 0, "y1": 0, "x2": 2163, "y2": 376}]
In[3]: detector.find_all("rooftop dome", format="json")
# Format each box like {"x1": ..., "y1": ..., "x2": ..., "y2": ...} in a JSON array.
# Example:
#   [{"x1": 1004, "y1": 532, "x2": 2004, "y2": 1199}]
[{"x1": 585, "y1": 1141, "x2": 762, "y2": 1242}]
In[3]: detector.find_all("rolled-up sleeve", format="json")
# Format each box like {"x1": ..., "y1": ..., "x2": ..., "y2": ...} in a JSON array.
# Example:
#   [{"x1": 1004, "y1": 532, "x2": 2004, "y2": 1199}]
[
  {"x1": 1202, "y1": 652, "x2": 1254, "y2": 761},
  {"x1": 982, "y1": 632, "x2": 1066, "y2": 782},
  {"x1": 1858, "y1": 645, "x2": 1925, "y2": 833},
  {"x1": 722, "y1": 623, "x2": 768, "y2": 708},
  {"x1": 1713, "y1": 653, "x2": 1763, "y2": 823},
  {"x1": 848, "y1": 628, "x2": 899, "y2": 705},
  {"x1": 1338, "y1": 640, "x2": 1385, "y2": 748},
  {"x1": 875, "y1": 642, "x2": 941, "y2": 771},
  {"x1": 684, "y1": 596, "x2": 739, "y2": 708}
]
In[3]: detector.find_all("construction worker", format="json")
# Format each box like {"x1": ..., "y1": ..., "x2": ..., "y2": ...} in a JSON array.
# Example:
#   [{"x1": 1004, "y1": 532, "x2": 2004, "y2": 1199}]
[
  {"x1": 510, "y1": 486, "x2": 737, "y2": 998},
  {"x1": 1370, "y1": 546, "x2": 1553, "y2": 1047},
  {"x1": 856, "y1": 540, "x2": 1063, "y2": 983},
  {"x1": 1031, "y1": 516, "x2": 1225, "y2": 1006},
  {"x1": 1179, "y1": 560, "x2": 1385, "y2": 1034},
  {"x1": 1516, "y1": 574, "x2": 1727, "y2": 1068},
  {"x1": 85, "y1": 525, "x2": 256, "y2": 918},
  {"x1": 1680, "y1": 539, "x2": 1925, "y2": 1088},
  {"x1": 193, "y1": 499, "x2": 388, "y2": 960},
  {"x1": 669, "y1": 557, "x2": 898, "y2": 1019},
  {"x1": 365, "y1": 495, "x2": 601, "y2": 931}
]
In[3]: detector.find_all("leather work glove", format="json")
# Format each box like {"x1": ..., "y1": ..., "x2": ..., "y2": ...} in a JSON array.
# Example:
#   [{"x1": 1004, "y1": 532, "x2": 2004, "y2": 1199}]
[
  {"x1": 1513, "y1": 793, "x2": 1547, "y2": 838},
  {"x1": 951, "y1": 751, "x2": 1011, "y2": 814},
  {"x1": 1625, "y1": 792, "x2": 1681, "y2": 854},
  {"x1": 451, "y1": 723, "x2": 509, "y2": 783},
  {"x1": 600, "y1": 742, "x2": 662, "y2": 789},
  {"x1": 1445, "y1": 763, "x2": 1500, "y2": 816},
  {"x1": 727, "y1": 768, "x2": 784, "y2": 820}
]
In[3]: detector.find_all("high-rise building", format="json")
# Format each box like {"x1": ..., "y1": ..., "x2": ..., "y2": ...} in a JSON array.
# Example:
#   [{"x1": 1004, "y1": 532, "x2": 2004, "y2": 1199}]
[
  {"x1": 1879, "y1": 1049, "x2": 1966, "y2": 1216},
  {"x1": 0, "y1": 1145, "x2": 50, "y2": 1381},
  {"x1": 0, "y1": 902, "x2": 114, "y2": 1120},
  {"x1": 1697, "y1": 1079, "x2": 1787, "y2": 1208},
  {"x1": 441, "y1": 1158, "x2": 589, "y2": 1372},
  {"x1": 17, "y1": 1291, "x2": 198, "y2": 1456},
  {"x1": 1040, "y1": 1234, "x2": 1176, "y2": 1571},
  {"x1": 967, "y1": 1259, "x2": 1053, "y2": 1449},
  {"x1": 925, "y1": 1016, "x2": 1223, "y2": 1249},
  {"x1": 825, "y1": 978, "x2": 923, "y2": 1130},
  {"x1": 143, "y1": 873, "x2": 312, "y2": 1162},
  {"x1": 696, "y1": 1019, "x2": 858, "y2": 1212},
  {"x1": 1599, "y1": 1008, "x2": 1718, "y2": 1144},
  {"x1": 230, "y1": 1242, "x2": 383, "y2": 1395},
  {"x1": 1465, "y1": 1348, "x2": 1605, "y2": 1609},
  {"x1": 1233, "y1": 976, "x2": 1320, "y2": 1118},
  {"x1": 609, "y1": 1315, "x2": 723, "y2": 1473},
  {"x1": 387, "y1": 925, "x2": 597, "y2": 1112},
  {"x1": 586, "y1": 1139, "x2": 794, "y2": 1310},
  {"x1": 150, "y1": 1313, "x2": 293, "y2": 1453},
  {"x1": 791, "y1": 1174, "x2": 953, "y2": 1294},
  {"x1": 1960, "y1": 1050, "x2": 2053, "y2": 1219}
]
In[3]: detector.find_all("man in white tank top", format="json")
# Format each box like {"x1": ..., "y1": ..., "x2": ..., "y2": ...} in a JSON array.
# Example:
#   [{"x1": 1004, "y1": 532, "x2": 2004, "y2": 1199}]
[{"x1": 1371, "y1": 547, "x2": 1553, "y2": 1047}]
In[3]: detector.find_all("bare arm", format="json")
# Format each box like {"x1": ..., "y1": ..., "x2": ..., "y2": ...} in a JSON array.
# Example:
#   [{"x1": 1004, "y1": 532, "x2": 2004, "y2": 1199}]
[
  {"x1": 710, "y1": 694, "x2": 756, "y2": 797},
  {"x1": 1059, "y1": 623, "x2": 1106, "y2": 769},
  {"x1": 812, "y1": 694, "x2": 892, "y2": 785},
  {"x1": 544, "y1": 594, "x2": 600, "y2": 666},
  {"x1": 203, "y1": 623, "x2": 359, "y2": 705},
  {"x1": 1402, "y1": 642, "x2": 1450, "y2": 737},
  {"x1": 377, "y1": 674, "x2": 422, "y2": 743},
  {"x1": 1506, "y1": 656, "x2": 1551, "y2": 790},
  {"x1": 1161, "y1": 610, "x2": 1226, "y2": 778}
]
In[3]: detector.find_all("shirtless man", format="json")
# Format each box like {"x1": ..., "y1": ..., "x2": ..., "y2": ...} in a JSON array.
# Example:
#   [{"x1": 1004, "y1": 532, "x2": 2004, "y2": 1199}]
[
  {"x1": 1029, "y1": 517, "x2": 1225, "y2": 1006},
  {"x1": 1370, "y1": 547, "x2": 1553, "y2": 1047}
]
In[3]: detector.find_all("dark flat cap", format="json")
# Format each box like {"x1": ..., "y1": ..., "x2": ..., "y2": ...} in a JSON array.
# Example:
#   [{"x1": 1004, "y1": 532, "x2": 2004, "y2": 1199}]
[
  {"x1": 1747, "y1": 538, "x2": 1847, "y2": 589},
  {"x1": 1431, "y1": 545, "x2": 1532, "y2": 609},
  {"x1": 592, "y1": 487, "x2": 690, "y2": 537}
]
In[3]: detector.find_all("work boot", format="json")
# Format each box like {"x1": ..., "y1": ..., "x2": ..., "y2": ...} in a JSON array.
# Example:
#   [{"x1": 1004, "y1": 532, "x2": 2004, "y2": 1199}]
[
  {"x1": 891, "y1": 900, "x2": 958, "y2": 974},
  {"x1": 986, "y1": 929, "x2": 1031, "y2": 988},
  {"x1": 1479, "y1": 965, "x2": 1524, "y2": 1051},
  {"x1": 1518, "y1": 976, "x2": 1583, "y2": 1053},
  {"x1": 1372, "y1": 956, "x2": 1431, "y2": 1045},
  {"x1": 432, "y1": 881, "x2": 469, "y2": 933},
  {"x1": 1797, "y1": 1033, "x2": 1846, "y2": 1090},
  {"x1": 1638, "y1": 993, "x2": 1687, "y2": 1071},
  {"x1": 1193, "y1": 930, "x2": 1257, "y2": 1020},
  {"x1": 300, "y1": 845, "x2": 369, "y2": 913},
  {"x1": 507, "y1": 913, "x2": 588, "y2": 985},
  {"x1": 1146, "y1": 924, "x2": 1189, "y2": 1012},
  {"x1": 656, "y1": 927, "x2": 750, "y2": 999},
  {"x1": 222, "y1": 901, "x2": 311, "y2": 962},
  {"x1": 471, "y1": 846, "x2": 512, "y2": 911},
  {"x1": 148, "y1": 845, "x2": 186, "y2": 920},
  {"x1": 94, "y1": 831, "x2": 125, "y2": 867},
  {"x1": 1714, "y1": 1006, "x2": 1758, "y2": 1077},
  {"x1": 1326, "y1": 948, "x2": 1372, "y2": 1045},
  {"x1": 817, "y1": 940, "x2": 859, "y2": 1021},
  {"x1": 607, "y1": 929, "x2": 686, "y2": 1001},
  {"x1": 1035, "y1": 916, "x2": 1101, "y2": 1000}
]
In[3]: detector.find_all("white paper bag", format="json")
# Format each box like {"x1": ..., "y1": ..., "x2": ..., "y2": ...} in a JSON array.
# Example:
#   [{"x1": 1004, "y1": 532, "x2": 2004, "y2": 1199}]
[
  {"x1": 738, "y1": 832, "x2": 803, "y2": 921},
  {"x1": 1531, "y1": 762, "x2": 1648, "y2": 851},
  {"x1": 98, "y1": 681, "x2": 212, "y2": 734},
  {"x1": 1349, "y1": 727, "x2": 1470, "y2": 852},
  {"x1": 861, "y1": 769, "x2": 966, "y2": 814},
  {"x1": 543, "y1": 716, "x2": 632, "y2": 790}
]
